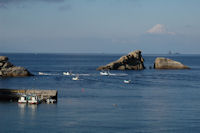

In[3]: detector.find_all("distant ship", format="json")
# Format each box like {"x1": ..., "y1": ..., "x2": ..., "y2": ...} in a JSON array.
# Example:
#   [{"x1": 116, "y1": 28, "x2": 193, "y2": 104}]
[{"x1": 168, "y1": 51, "x2": 180, "y2": 55}]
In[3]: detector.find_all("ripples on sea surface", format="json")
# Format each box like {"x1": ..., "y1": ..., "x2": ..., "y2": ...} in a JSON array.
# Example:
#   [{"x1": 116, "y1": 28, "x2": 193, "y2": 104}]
[{"x1": 0, "y1": 53, "x2": 200, "y2": 133}]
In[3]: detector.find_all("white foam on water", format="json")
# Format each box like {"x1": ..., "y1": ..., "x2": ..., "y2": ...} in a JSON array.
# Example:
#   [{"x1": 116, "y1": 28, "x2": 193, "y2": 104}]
[
  {"x1": 38, "y1": 72, "x2": 59, "y2": 76},
  {"x1": 63, "y1": 72, "x2": 90, "y2": 76},
  {"x1": 109, "y1": 73, "x2": 128, "y2": 76},
  {"x1": 78, "y1": 74, "x2": 90, "y2": 76}
]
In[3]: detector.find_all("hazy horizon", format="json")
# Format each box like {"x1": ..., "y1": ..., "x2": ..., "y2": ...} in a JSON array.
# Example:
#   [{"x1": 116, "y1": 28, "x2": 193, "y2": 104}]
[{"x1": 1, "y1": 0, "x2": 200, "y2": 54}]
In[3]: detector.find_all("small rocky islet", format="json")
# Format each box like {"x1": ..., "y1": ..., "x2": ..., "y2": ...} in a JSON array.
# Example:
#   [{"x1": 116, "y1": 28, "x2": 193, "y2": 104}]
[
  {"x1": 97, "y1": 50, "x2": 145, "y2": 70},
  {"x1": 97, "y1": 50, "x2": 190, "y2": 70},
  {"x1": 0, "y1": 51, "x2": 190, "y2": 78},
  {"x1": 0, "y1": 56, "x2": 32, "y2": 77},
  {"x1": 154, "y1": 57, "x2": 190, "y2": 69}
]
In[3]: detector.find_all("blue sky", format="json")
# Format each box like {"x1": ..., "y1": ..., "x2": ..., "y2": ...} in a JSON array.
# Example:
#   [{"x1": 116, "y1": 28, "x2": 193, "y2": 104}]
[{"x1": 0, "y1": 0, "x2": 200, "y2": 54}]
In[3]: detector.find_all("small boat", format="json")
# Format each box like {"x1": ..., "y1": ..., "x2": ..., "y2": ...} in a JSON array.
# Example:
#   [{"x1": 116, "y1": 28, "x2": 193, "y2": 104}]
[
  {"x1": 100, "y1": 71, "x2": 110, "y2": 76},
  {"x1": 18, "y1": 95, "x2": 27, "y2": 103},
  {"x1": 124, "y1": 80, "x2": 131, "y2": 84},
  {"x1": 46, "y1": 98, "x2": 56, "y2": 104},
  {"x1": 28, "y1": 95, "x2": 40, "y2": 104},
  {"x1": 72, "y1": 76, "x2": 79, "y2": 80},
  {"x1": 63, "y1": 72, "x2": 71, "y2": 76}
]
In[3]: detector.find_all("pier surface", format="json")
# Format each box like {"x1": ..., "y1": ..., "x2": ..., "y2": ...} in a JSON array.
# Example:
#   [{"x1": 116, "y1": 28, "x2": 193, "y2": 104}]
[{"x1": 0, "y1": 89, "x2": 57, "y2": 102}]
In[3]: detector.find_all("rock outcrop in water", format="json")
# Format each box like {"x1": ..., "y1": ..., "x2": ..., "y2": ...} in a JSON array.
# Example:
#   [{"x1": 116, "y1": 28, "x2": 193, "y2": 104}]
[
  {"x1": 0, "y1": 56, "x2": 32, "y2": 77},
  {"x1": 154, "y1": 57, "x2": 190, "y2": 69},
  {"x1": 97, "y1": 50, "x2": 145, "y2": 70}
]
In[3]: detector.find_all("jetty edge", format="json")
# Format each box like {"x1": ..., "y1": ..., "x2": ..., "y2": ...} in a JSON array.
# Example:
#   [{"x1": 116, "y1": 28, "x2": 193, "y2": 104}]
[{"x1": 0, "y1": 89, "x2": 57, "y2": 103}]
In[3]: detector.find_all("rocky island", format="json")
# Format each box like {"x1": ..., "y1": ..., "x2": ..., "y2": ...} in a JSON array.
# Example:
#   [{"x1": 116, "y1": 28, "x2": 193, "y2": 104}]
[
  {"x1": 97, "y1": 50, "x2": 145, "y2": 70},
  {"x1": 154, "y1": 57, "x2": 190, "y2": 69},
  {"x1": 0, "y1": 56, "x2": 32, "y2": 77}
]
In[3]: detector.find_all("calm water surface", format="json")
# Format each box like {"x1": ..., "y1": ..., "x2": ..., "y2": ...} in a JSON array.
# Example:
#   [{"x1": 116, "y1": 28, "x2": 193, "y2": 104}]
[{"x1": 0, "y1": 53, "x2": 200, "y2": 133}]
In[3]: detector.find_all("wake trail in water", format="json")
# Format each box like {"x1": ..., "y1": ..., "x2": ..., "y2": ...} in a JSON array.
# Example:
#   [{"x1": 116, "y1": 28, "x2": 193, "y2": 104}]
[{"x1": 38, "y1": 72, "x2": 59, "y2": 76}]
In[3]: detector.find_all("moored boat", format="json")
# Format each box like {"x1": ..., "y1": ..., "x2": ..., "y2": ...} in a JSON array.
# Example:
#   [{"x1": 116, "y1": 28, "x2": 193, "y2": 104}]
[
  {"x1": 18, "y1": 95, "x2": 27, "y2": 103},
  {"x1": 28, "y1": 95, "x2": 40, "y2": 104},
  {"x1": 46, "y1": 98, "x2": 56, "y2": 104}
]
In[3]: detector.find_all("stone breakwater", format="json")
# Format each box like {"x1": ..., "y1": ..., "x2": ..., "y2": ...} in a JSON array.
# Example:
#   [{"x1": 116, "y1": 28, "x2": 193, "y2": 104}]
[
  {"x1": 0, "y1": 56, "x2": 32, "y2": 77},
  {"x1": 0, "y1": 89, "x2": 57, "y2": 102}
]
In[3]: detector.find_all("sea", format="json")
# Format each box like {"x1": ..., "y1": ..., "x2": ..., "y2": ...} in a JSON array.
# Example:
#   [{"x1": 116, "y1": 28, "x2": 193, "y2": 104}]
[{"x1": 0, "y1": 53, "x2": 200, "y2": 133}]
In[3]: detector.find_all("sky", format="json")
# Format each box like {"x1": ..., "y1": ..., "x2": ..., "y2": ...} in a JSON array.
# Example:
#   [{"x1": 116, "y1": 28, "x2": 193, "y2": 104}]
[{"x1": 0, "y1": 0, "x2": 200, "y2": 54}]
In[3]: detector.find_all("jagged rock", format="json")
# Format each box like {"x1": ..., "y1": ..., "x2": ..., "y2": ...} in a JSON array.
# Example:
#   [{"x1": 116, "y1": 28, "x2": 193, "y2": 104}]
[
  {"x1": 97, "y1": 50, "x2": 145, "y2": 70},
  {"x1": 2, "y1": 62, "x2": 13, "y2": 68},
  {"x1": 1, "y1": 67, "x2": 32, "y2": 77},
  {"x1": 0, "y1": 62, "x2": 3, "y2": 67},
  {"x1": 0, "y1": 56, "x2": 8, "y2": 62},
  {"x1": 0, "y1": 56, "x2": 32, "y2": 77},
  {"x1": 154, "y1": 57, "x2": 190, "y2": 69}
]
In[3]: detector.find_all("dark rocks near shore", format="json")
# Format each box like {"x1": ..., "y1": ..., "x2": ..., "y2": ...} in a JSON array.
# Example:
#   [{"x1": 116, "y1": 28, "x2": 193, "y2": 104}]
[
  {"x1": 0, "y1": 56, "x2": 32, "y2": 77},
  {"x1": 154, "y1": 57, "x2": 190, "y2": 69},
  {"x1": 97, "y1": 50, "x2": 145, "y2": 70},
  {"x1": 0, "y1": 53, "x2": 191, "y2": 78},
  {"x1": 0, "y1": 56, "x2": 8, "y2": 62}
]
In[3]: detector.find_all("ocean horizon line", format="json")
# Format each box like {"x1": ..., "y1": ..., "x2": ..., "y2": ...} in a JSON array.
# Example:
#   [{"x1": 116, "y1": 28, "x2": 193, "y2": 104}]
[{"x1": 0, "y1": 52, "x2": 200, "y2": 56}]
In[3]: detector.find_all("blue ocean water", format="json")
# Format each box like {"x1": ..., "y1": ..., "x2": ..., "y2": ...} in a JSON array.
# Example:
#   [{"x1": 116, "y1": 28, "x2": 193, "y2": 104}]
[{"x1": 0, "y1": 53, "x2": 200, "y2": 133}]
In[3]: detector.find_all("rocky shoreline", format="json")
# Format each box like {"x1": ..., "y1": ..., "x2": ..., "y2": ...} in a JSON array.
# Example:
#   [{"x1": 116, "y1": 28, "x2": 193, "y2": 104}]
[{"x1": 0, "y1": 56, "x2": 32, "y2": 77}]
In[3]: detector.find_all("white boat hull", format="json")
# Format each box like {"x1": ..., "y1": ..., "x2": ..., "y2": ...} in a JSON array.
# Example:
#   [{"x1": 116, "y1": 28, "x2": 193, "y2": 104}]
[
  {"x1": 124, "y1": 80, "x2": 131, "y2": 84},
  {"x1": 28, "y1": 96, "x2": 39, "y2": 104},
  {"x1": 72, "y1": 77, "x2": 79, "y2": 80},
  {"x1": 46, "y1": 98, "x2": 56, "y2": 104},
  {"x1": 63, "y1": 72, "x2": 71, "y2": 75},
  {"x1": 18, "y1": 100, "x2": 27, "y2": 103},
  {"x1": 18, "y1": 96, "x2": 27, "y2": 103},
  {"x1": 28, "y1": 101, "x2": 38, "y2": 104},
  {"x1": 100, "y1": 72, "x2": 109, "y2": 76}
]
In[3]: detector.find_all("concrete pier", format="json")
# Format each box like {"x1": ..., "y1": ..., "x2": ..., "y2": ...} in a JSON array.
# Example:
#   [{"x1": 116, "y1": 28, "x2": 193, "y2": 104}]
[{"x1": 0, "y1": 89, "x2": 57, "y2": 102}]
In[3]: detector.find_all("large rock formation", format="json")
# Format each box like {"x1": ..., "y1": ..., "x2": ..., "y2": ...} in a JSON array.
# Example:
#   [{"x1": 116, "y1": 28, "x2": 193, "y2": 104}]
[
  {"x1": 0, "y1": 56, "x2": 32, "y2": 77},
  {"x1": 154, "y1": 57, "x2": 190, "y2": 69},
  {"x1": 97, "y1": 50, "x2": 145, "y2": 70}
]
